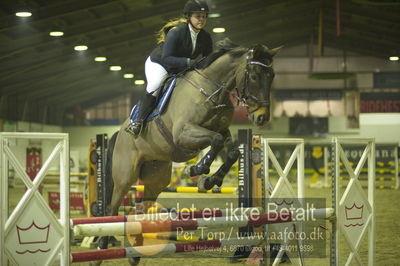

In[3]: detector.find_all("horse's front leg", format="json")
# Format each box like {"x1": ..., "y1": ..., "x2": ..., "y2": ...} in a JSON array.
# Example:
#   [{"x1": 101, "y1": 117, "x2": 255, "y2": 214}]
[
  {"x1": 198, "y1": 141, "x2": 240, "y2": 191},
  {"x1": 174, "y1": 123, "x2": 225, "y2": 176},
  {"x1": 190, "y1": 133, "x2": 225, "y2": 176}
]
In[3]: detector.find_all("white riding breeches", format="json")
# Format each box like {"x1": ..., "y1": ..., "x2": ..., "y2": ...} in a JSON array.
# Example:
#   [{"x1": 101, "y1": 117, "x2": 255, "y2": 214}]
[{"x1": 145, "y1": 56, "x2": 168, "y2": 96}]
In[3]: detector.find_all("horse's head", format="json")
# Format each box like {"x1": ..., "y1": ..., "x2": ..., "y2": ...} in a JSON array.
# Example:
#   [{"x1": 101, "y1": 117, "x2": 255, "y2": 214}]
[{"x1": 235, "y1": 44, "x2": 282, "y2": 126}]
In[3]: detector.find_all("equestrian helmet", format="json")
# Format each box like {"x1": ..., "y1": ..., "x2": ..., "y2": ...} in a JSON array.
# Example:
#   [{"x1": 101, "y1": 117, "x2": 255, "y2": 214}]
[{"x1": 183, "y1": 0, "x2": 209, "y2": 15}]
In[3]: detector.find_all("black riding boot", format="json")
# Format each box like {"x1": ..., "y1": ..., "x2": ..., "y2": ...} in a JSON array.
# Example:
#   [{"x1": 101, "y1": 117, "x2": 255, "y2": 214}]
[{"x1": 125, "y1": 93, "x2": 156, "y2": 137}]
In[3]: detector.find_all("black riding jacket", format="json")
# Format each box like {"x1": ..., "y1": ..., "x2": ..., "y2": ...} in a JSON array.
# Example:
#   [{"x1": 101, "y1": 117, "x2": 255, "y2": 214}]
[{"x1": 150, "y1": 23, "x2": 213, "y2": 73}]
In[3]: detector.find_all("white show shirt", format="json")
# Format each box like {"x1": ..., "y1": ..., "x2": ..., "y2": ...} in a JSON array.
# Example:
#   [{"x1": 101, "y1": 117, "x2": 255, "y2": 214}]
[{"x1": 188, "y1": 23, "x2": 199, "y2": 54}]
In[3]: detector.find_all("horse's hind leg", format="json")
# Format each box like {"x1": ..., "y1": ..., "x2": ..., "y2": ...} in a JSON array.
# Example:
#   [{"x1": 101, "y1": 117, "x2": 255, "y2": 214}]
[
  {"x1": 108, "y1": 136, "x2": 141, "y2": 216},
  {"x1": 137, "y1": 160, "x2": 172, "y2": 206},
  {"x1": 108, "y1": 159, "x2": 141, "y2": 266},
  {"x1": 127, "y1": 160, "x2": 171, "y2": 265},
  {"x1": 89, "y1": 138, "x2": 140, "y2": 266}
]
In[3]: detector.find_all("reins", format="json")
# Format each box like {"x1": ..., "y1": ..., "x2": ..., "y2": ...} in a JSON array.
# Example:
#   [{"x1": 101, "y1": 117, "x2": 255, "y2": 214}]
[
  {"x1": 181, "y1": 48, "x2": 273, "y2": 111},
  {"x1": 181, "y1": 69, "x2": 228, "y2": 109}
]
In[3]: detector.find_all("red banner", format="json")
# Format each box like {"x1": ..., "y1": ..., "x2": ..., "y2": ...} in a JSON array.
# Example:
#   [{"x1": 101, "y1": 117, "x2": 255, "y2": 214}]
[
  {"x1": 26, "y1": 148, "x2": 41, "y2": 181},
  {"x1": 360, "y1": 92, "x2": 400, "y2": 113},
  {"x1": 360, "y1": 100, "x2": 400, "y2": 113},
  {"x1": 48, "y1": 191, "x2": 85, "y2": 212}
]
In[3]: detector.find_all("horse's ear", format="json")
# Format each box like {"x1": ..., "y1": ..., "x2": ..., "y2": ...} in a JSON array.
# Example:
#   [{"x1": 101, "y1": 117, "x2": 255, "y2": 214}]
[
  {"x1": 252, "y1": 44, "x2": 264, "y2": 58},
  {"x1": 269, "y1": 45, "x2": 284, "y2": 57}
]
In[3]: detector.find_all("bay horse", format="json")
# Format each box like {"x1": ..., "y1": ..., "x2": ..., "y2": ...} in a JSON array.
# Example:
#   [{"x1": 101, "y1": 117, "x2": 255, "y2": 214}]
[{"x1": 93, "y1": 39, "x2": 281, "y2": 265}]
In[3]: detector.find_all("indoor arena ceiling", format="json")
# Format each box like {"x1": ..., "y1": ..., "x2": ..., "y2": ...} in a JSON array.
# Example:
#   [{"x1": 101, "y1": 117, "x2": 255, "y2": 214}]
[{"x1": 1, "y1": 0, "x2": 399, "y2": 125}]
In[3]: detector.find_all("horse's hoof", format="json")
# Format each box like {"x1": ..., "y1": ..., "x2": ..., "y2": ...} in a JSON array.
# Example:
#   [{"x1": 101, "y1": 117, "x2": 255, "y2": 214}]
[
  {"x1": 190, "y1": 165, "x2": 210, "y2": 176},
  {"x1": 189, "y1": 165, "x2": 197, "y2": 176},
  {"x1": 128, "y1": 257, "x2": 141, "y2": 266},
  {"x1": 215, "y1": 177, "x2": 223, "y2": 187},
  {"x1": 133, "y1": 234, "x2": 144, "y2": 246},
  {"x1": 198, "y1": 176, "x2": 214, "y2": 191}
]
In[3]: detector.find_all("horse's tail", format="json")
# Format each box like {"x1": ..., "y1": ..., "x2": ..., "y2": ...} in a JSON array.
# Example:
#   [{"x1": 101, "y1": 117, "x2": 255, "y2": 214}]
[{"x1": 105, "y1": 131, "x2": 118, "y2": 206}]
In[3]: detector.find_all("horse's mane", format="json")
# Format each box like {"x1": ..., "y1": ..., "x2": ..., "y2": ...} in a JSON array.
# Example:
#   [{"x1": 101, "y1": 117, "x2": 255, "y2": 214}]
[{"x1": 197, "y1": 38, "x2": 245, "y2": 69}]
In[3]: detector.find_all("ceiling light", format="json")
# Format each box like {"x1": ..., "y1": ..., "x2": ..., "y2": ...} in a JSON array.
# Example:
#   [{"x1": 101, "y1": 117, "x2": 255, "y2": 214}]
[
  {"x1": 94, "y1": 57, "x2": 107, "y2": 62},
  {"x1": 134, "y1": 80, "x2": 145, "y2": 85},
  {"x1": 110, "y1": 66, "x2": 122, "y2": 71},
  {"x1": 389, "y1": 56, "x2": 399, "y2": 61},
  {"x1": 16, "y1": 12, "x2": 32, "y2": 17},
  {"x1": 124, "y1": 74, "x2": 134, "y2": 78},
  {"x1": 208, "y1": 13, "x2": 221, "y2": 18},
  {"x1": 49, "y1": 31, "x2": 64, "y2": 37},
  {"x1": 212, "y1": 27, "x2": 225, "y2": 33},
  {"x1": 74, "y1": 45, "x2": 88, "y2": 51}
]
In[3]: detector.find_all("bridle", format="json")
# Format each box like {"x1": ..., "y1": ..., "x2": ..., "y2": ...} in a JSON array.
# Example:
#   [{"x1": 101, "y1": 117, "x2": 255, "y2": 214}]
[
  {"x1": 234, "y1": 48, "x2": 273, "y2": 113},
  {"x1": 181, "y1": 48, "x2": 273, "y2": 110}
]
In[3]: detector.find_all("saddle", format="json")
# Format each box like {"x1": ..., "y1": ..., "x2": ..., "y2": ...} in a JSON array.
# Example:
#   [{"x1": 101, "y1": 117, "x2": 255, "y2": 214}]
[{"x1": 130, "y1": 76, "x2": 177, "y2": 122}]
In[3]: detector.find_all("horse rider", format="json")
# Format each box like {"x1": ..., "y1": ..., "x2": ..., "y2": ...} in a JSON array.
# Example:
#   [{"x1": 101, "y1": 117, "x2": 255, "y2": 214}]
[{"x1": 125, "y1": 0, "x2": 213, "y2": 137}]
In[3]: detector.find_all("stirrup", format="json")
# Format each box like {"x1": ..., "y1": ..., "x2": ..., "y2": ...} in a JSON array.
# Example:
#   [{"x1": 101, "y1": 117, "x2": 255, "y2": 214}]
[{"x1": 125, "y1": 121, "x2": 143, "y2": 137}]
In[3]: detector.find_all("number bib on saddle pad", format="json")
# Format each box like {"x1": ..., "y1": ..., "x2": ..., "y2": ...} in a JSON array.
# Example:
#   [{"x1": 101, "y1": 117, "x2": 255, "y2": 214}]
[{"x1": 130, "y1": 76, "x2": 177, "y2": 122}]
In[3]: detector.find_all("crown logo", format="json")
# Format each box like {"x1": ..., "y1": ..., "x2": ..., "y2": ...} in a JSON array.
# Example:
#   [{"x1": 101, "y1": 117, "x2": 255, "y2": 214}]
[
  {"x1": 345, "y1": 203, "x2": 363, "y2": 220},
  {"x1": 16, "y1": 221, "x2": 50, "y2": 244}
]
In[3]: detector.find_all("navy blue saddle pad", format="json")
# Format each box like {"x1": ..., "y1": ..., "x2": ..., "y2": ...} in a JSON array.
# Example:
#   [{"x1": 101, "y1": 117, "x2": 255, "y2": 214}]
[{"x1": 130, "y1": 76, "x2": 177, "y2": 122}]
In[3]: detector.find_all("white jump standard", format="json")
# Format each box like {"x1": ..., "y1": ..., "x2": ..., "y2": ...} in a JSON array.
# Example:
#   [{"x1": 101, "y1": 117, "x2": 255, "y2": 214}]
[
  {"x1": 0, "y1": 133, "x2": 70, "y2": 266},
  {"x1": 0, "y1": 133, "x2": 375, "y2": 266}
]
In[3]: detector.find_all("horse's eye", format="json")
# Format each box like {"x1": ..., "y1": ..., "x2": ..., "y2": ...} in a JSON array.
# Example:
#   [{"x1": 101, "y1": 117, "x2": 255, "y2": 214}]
[{"x1": 250, "y1": 74, "x2": 257, "y2": 81}]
